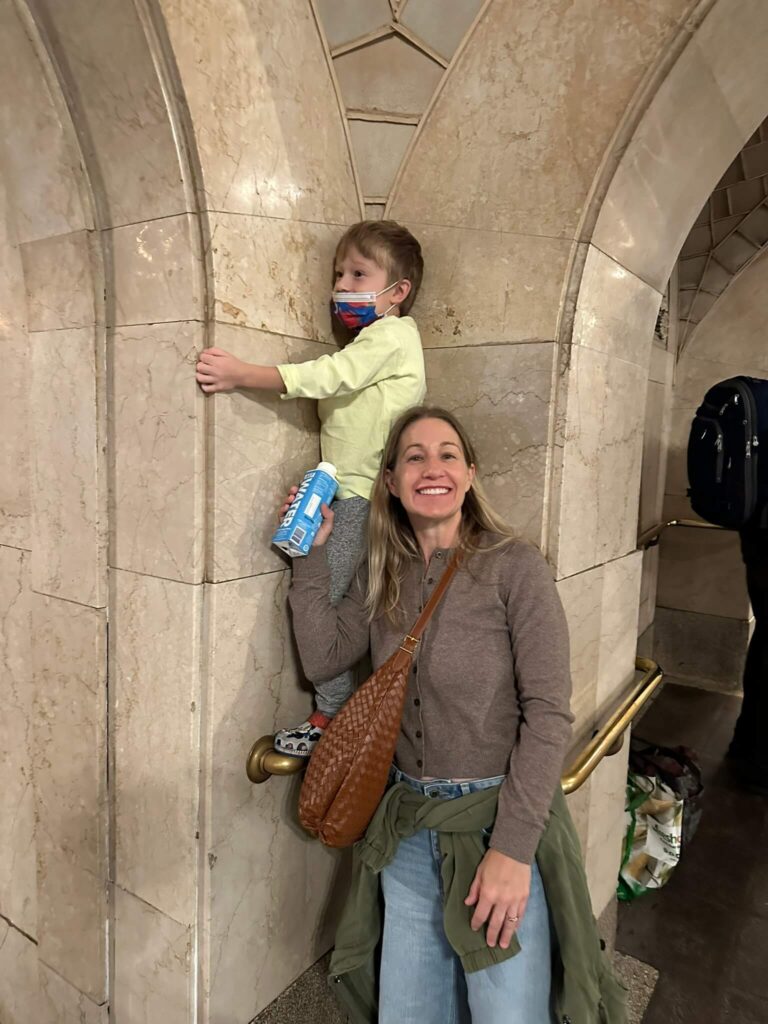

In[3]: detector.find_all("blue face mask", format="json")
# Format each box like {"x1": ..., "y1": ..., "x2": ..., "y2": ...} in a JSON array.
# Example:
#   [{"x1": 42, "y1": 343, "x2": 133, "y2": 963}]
[{"x1": 332, "y1": 281, "x2": 400, "y2": 329}]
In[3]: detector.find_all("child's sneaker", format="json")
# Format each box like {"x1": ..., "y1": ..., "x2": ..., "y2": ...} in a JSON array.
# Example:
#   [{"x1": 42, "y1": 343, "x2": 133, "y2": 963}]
[{"x1": 274, "y1": 711, "x2": 332, "y2": 758}]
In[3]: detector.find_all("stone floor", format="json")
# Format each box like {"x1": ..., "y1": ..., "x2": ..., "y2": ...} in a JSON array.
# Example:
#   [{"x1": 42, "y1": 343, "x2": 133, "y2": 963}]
[{"x1": 617, "y1": 683, "x2": 768, "y2": 1024}]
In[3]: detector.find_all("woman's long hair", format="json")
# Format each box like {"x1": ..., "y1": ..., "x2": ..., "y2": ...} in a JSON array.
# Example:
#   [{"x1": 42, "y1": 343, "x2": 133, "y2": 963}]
[{"x1": 366, "y1": 406, "x2": 517, "y2": 621}]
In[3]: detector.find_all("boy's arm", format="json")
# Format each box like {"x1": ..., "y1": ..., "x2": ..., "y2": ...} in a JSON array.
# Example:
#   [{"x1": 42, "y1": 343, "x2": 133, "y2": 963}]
[
  {"x1": 196, "y1": 347, "x2": 286, "y2": 394},
  {"x1": 278, "y1": 329, "x2": 401, "y2": 401}
]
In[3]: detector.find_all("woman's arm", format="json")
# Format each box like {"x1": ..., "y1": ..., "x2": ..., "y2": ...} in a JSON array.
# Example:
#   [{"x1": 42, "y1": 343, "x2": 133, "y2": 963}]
[{"x1": 288, "y1": 542, "x2": 371, "y2": 683}]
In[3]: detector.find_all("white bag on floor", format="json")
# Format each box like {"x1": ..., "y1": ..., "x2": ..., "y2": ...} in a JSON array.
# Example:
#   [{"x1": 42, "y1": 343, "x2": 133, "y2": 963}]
[{"x1": 618, "y1": 773, "x2": 683, "y2": 901}]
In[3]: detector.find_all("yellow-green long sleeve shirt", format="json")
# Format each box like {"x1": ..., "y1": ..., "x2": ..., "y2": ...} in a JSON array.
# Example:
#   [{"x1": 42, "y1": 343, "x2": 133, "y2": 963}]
[{"x1": 276, "y1": 316, "x2": 426, "y2": 499}]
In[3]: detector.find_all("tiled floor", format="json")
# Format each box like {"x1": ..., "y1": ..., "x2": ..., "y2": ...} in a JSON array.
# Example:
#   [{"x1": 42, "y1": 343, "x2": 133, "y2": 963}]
[{"x1": 617, "y1": 684, "x2": 768, "y2": 1024}]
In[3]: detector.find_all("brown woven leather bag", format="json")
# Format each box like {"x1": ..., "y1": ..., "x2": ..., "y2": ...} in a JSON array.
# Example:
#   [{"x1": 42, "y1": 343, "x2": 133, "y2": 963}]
[{"x1": 298, "y1": 555, "x2": 459, "y2": 848}]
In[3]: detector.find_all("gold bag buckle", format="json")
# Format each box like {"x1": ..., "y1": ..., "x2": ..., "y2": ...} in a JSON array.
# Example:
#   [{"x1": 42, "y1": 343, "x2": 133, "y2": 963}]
[{"x1": 399, "y1": 634, "x2": 420, "y2": 655}]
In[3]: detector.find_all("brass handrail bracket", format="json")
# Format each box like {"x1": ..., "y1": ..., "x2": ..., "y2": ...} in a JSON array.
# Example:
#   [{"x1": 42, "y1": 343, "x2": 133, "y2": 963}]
[{"x1": 246, "y1": 735, "x2": 306, "y2": 784}]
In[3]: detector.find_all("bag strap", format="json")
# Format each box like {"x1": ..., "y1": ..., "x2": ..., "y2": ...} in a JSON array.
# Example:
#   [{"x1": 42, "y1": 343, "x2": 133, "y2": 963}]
[{"x1": 399, "y1": 553, "x2": 461, "y2": 655}]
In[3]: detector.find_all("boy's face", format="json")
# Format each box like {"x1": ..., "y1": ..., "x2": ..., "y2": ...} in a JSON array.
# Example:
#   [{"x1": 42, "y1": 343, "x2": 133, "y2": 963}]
[{"x1": 334, "y1": 245, "x2": 409, "y2": 316}]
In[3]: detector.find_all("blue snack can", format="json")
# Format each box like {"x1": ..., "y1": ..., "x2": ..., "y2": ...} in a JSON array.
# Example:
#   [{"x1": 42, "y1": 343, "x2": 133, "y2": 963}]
[{"x1": 272, "y1": 461, "x2": 338, "y2": 557}]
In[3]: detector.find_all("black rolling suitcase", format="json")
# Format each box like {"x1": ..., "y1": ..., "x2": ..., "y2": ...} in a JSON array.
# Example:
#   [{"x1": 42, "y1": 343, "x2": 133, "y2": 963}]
[{"x1": 687, "y1": 376, "x2": 768, "y2": 528}]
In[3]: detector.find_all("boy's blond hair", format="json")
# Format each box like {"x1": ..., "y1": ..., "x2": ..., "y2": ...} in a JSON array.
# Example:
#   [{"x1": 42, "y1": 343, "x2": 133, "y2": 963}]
[{"x1": 335, "y1": 220, "x2": 424, "y2": 315}]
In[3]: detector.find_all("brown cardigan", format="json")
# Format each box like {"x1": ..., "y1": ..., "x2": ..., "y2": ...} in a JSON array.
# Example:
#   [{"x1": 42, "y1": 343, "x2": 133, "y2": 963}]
[{"x1": 288, "y1": 535, "x2": 574, "y2": 863}]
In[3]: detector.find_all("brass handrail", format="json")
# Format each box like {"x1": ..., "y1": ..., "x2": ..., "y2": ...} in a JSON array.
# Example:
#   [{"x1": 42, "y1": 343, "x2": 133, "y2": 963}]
[
  {"x1": 637, "y1": 518, "x2": 725, "y2": 549},
  {"x1": 560, "y1": 657, "x2": 663, "y2": 794},
  {"x1": 247, "y1": 657, "x2": 664, "y2": 790}
]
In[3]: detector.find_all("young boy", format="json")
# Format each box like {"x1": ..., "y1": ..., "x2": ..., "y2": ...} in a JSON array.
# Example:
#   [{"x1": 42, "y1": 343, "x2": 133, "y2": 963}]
[{"x1": 196, "y1": 221, "x2": 426, "y2": 756}]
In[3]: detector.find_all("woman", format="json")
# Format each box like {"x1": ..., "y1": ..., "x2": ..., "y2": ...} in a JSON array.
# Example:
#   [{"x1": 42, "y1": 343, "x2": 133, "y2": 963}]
[{"x1": 285, "y1": 407, "x2": 617, "y2": 1023}]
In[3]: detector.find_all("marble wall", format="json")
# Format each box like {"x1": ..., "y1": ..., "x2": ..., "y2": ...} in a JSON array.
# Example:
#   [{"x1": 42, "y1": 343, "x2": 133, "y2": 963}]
[{"x1": 4, "y1": 0, "x2": 768, "y2": 1021}]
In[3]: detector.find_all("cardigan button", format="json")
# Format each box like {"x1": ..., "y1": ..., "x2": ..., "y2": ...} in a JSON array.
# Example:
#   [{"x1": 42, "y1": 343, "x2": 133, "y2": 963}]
[
  {"x1": 417, "y1": 759, "x2": 423, "y2": 768},
  {"x1": 415, "y1": 730, "x2": 422, "y2": 738}
]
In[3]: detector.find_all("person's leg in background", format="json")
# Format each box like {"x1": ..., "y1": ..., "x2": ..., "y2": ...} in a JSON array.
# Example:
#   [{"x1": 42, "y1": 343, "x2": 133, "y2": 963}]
[{"x1": 274, "y1": 495, "x2": 369, "y2": 756}]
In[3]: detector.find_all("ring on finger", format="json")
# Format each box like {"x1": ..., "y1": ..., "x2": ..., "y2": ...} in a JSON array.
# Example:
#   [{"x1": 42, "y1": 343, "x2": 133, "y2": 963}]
[{"x1": 506, "y1": 914, "x2": 519, "y2": 924}]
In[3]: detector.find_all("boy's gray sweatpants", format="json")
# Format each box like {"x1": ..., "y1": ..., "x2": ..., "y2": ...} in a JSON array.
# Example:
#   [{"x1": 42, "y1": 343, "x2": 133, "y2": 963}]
[{"x1": 314, "y1": 495, "x2": 370, "y2": 717}]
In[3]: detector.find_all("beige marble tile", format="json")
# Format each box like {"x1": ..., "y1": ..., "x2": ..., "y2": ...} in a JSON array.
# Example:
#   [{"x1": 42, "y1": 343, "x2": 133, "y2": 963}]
[
  {"x1": 572, "y1": 246, "x2": 661, "y2": 370},
  {"x1": 39, "y1": 964, "x2": 108, "y2": 1024},
  {"x1": 20, "y1": 230, "x2": 100, "y2": 333},
  {"x1": 401, "y1": 0, "x2": 485, "y2": 61},
  {"x1": 653, "y1": 606, "x2": 749, "y2": 691},
  {"x1": 639, "y1": 379, "x2": 671, "y2": 534},
  {"x1": 597, "y1": 552, "x2": 643, "y2": 711},
  {"x1": 694, "y1": 0, "x2": 768, "y2": 138},
  {"x1": 32, "y1": 595, "x2": 107, "y2": 1002},
  {"x1": 30, "y1": 327, "x2": 106, "y2": 608},
  {"x1": 112, "y1": 322, "x2": 205, "y2": 583},
  {"x1": 638, "y1": 546, "x2": 660, "y2": 637},
  {"x1": 424, "y1": 342, "x2": 555, "y2": 545},
  {"x1": 0, "y1": 194, "x2": 31, "y2": 550},
  {"x1": 348, "y1": 119, "x2": 415, "y2": 199},
  {"x1": 208, "y1": 324, "x2": 322, "y2": 583},
  {"x1": 208, "y1": 213, "x2": 340, "y2": 340},
  {"x1": 552, "y1": 348, "x2": 648, "y2": 579},
  {"x1": 592, "y1": 40, "x2": 744, "y2": 291},
  {"x1": 42, "y1": 0, "x2": 189, "y2": 226},
  {"x1": 316, "y1": 0, "x2": 391, "y2": 48},
  {"x1": 564, "y1": 777, "x2": 592, "y2": 855},
  {"x1": 556, "y1": 566, "x2": 602, "y2": 737},
  {"x1": 585, "y1": 744, "x2": 630, "y2": 916},
  {"x1": 111, "y1": 214, "x2": 204, "y2": 327},
  {"x1": 0, "y1": 920, "x2": 46, "y2": 1024},
  {"x1": 112, "y1": 571, "x2": 201, "y2": 927},
  {"x1": 203, "y1": 571, "x2": 340, "y2": 1020},
  {"x1": 162, "y1": 0, "x2": 360, "y2": 223},
  {"x1": 0, "y1": 549, "x2": 35, "y2": 937},
  {"x1": 334, "y1": 34, "x2": 443, "y2": 116},
  {"x1": 657, "y1": 522, "x2": 749, "y2": 620},
  {"x1": 0, "y1": 3, "x2": 89, "y2": 244},
  {"x1": 409, "y1": 225, "x2": 575, "y2": 347},
  {"x1": 113, "y1": 886, "x2": 192, "y2": 1024},
  {"x1": 684, "y1": 248, "x2": 768, "y2": 374},
  {"x1": 648, "y1": 343, "x2": 673, "y2": 386},
  {"x1": 392, "y1": 0, "x2": 686, "y2": 236}
]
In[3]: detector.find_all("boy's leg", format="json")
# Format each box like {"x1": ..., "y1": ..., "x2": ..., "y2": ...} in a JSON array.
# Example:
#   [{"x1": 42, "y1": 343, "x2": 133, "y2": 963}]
[{"x1": 274, "y1": 496, "x2": 369, "y2": 756}]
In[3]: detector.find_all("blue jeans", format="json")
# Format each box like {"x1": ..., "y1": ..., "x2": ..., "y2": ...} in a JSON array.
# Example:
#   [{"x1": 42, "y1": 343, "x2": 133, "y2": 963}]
[{"x1": 379, "y1": 769, "x2": 554, "y2": 1024}]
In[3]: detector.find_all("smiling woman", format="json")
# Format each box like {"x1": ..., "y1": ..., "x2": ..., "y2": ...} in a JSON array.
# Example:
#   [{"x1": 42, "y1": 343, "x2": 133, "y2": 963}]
[{"x1": 285, "y1": 406, "x2": 623, "y2": 1022}]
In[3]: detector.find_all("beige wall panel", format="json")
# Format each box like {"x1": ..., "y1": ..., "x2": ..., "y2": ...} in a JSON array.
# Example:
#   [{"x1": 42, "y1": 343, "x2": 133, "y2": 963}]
[
  {"x1": 639, "y1": 379, "x2": 671, "y2": 534},
  {"x1": 0, "y1": 921, "x2": 46, "y2": 1024},
  {"x1": 113, "y1": 886, "x2": 192, "y2": 1024},
  {"x1": 0, "y1": 190, "x2": 30, "y2": 550},
  {"x1": 0, "y1": 4, "x2": 89, "y2": 243},
  {"x1": 204, "y1": 571, "x2": 339, "y2": 1021},
  {"x1": 584, "y1": 744, "x2": 630, "y2": 916},
  {"x1": 597, "y1": 552, "x2": 643, "y2": 710},
  {"x1": 592, "y1": 37, "x2": 745, "y2": 291},
  {"x1": 39, "y1": 963, "x2": 108, "y2": 1024},
  {"x1": 653, "y1": 606, "x2": 749, "y2": 691},
  {"x1": 112, "y1": 571, "x2": 201, "y2": 928},
  {"x1": 572, "y1": 246, "x2": 661, "y2": 370},
  {"x1": 552, "y1": 348, "x2": 647, "y2": 579},
  {"x1": 638, "y1": 545, "x2": 660, "y2": 636},
  {"x1": 410, "y1": 225, "x2": 574, "y2": 348},
  {"x1": 556, "y1": 566, "x2": 602, "y2": 739},
  {"x1": 391, "y1": 0, "x2": 691, "y2": 236},
  {"x1": 30, "y1": 327, "x2": 106, "y2": 607},
  {"x1": 401, "y1": 0, "x2": 485, "y2": 61},
  {"x1": 161, "y1": 0, "x2": 359, "y2": 222},
  {"x1": 424, "y1": 342, "x2": 555, "y2": 543},
  {"x1": 657, "y1": 526, "x2": 749, "y2": 620},
  {"x1": 316, "y1": 0, "x2": 391, "y2": 48},
  {"x1": 38, "y1": 0, "x2": 190, "y2": 226},
  {"x1": 334, "y1": 35, "x2": 443, "y2": 116},
  {"x1": 112, "y1": 321, "x2": 205, "y2": 583},
  {"x1": 32, "y1": 596, "x2": 107, "y2": 1002},
  {"x1": 694, "y1": 0, "x2": 768, "y2": 138},
  {"x1": 20, "y1": 229, "x2": 100, "y2": 332},
  {"x1": 111, "y1": 214, "x2": 205, "y2": 327},
  {"x1": 0, "y1": 549, "x2": 35, "y2": 937},
  {"x1": 208, "y1": 213, "x2": 339, "y2": 340},
  {"x1": 349, "y1": 120, "x2": 415, "y2": 199},
  {"x1": 208, "y1": 324, "x2": 323, "y2": 583}
]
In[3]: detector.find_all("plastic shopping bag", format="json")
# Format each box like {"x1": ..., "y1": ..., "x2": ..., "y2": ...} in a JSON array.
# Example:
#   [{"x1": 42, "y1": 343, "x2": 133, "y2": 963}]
[{"x1": 617, "y1": 772, "x2": 683, "y2": 902}]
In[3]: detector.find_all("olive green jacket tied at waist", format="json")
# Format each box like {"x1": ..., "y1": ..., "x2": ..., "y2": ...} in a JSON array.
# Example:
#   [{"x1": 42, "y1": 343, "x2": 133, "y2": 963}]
[{"x1": 329, "y1": 782, "x2": 627, "y2": 1024}]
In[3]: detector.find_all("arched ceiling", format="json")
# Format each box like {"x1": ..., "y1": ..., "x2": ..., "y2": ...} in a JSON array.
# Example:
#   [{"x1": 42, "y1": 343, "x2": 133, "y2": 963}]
[
  {"x1": 677, "y1": 114, "x2": 768, "y2": 353},
  {"x1": 314, "y1": 0, "x2": 486, "y2": 217}
]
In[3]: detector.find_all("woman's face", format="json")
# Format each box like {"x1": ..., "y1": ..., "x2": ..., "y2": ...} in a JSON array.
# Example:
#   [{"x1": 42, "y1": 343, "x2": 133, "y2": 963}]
[{"x1": 385, "y1": 417, "x2": 476, "y2": 530}]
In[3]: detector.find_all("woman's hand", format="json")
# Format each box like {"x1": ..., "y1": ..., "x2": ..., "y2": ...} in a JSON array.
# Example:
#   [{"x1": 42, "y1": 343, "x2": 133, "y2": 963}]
[
  {"x1": 465, "y1": 849, "x2": 531, "y2": 948},
  {"x1": 277, "y1": 489, "x2": 334, "y2": 546},
  {"x1": 196, "y1": 347, "x2": 247, "y2": 392}
]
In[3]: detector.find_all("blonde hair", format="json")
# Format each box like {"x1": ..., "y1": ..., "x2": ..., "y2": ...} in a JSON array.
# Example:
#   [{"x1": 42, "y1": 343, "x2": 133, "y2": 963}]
[
  {"x1": 366, "y1": 407, "x2": 517, "y2": 621},
  {"x1": 335, "y1": 220, "x2": 424, "y2": 315}
]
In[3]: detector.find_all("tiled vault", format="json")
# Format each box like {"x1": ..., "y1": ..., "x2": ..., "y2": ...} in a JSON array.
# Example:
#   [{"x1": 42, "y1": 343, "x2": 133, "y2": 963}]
[{"x1": 314, "y1": 0, "x2": 486, "y2": 217}]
